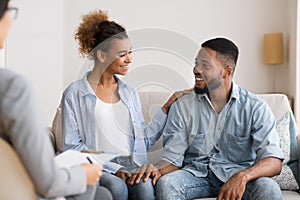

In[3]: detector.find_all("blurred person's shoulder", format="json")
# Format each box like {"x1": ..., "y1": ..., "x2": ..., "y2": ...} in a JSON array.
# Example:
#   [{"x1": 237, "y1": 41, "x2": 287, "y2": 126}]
[{"x1": 0, "y1": 69, "x2": 30, "y2": 95}]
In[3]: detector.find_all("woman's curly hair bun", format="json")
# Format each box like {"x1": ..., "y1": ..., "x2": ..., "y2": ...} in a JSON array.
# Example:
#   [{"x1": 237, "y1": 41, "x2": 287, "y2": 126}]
[{"x1": 75, "y1": 9, "x2": 127, "y2": 60}]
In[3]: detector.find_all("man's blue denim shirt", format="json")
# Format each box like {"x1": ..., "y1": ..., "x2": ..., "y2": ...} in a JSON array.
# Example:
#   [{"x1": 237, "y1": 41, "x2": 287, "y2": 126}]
[
  {"x1": 61, "y1": 72, "x2": 167, "y2": 173},
  {"x1": 161, "y1": 82, "x2": 284, "y2": 182}
]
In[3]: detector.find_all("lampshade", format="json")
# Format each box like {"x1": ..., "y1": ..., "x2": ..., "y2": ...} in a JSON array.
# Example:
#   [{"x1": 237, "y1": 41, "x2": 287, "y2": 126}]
[{"x1": 264, "y1": 33, "x2": 283, "y2": 64}]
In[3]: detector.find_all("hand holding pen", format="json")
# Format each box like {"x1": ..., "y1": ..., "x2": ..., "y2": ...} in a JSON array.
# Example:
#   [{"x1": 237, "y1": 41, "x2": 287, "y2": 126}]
[{"x1": 80, "y1": 156, "x2": 103, "y2": 186}]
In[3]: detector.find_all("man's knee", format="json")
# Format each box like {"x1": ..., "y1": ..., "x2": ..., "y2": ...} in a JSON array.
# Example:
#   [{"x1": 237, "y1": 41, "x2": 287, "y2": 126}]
[
  {"x1": 246, "y1": 177, "x2": 282, "y2": 200},
  {"x1": 156, "y1": 172, "x2": 182, "y2": 200},
  {"x1": 156, "y1": 173, "x2": 177, "y2": 191}
]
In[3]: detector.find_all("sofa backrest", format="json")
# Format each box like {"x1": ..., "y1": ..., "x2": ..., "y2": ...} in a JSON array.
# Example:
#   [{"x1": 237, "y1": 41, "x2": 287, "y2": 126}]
[
  {"x1": 138, "y1": 91, "x2": 172, "y2": 123},
  {"x1": 139, "y1": 92, "x2": 295, "y2": 126},
  {"x1": 51, "y1": 106, "x2": 63, "y2": 153},
  {"x1": 257, "y1": 93, "x2": 294, "y2": 122}
]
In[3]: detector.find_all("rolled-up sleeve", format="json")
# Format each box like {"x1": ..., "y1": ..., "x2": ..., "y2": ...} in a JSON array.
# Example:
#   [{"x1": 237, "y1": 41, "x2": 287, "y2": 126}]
[
  {"x1": 252, "y1": 102, "x2": 284, "y2": 161},
  {"x1": 160, "y1": 101, "x2": 189, "y2": 167},
  {"x1": 61, "y1": 90, "x2": 88, "y2": 151}
]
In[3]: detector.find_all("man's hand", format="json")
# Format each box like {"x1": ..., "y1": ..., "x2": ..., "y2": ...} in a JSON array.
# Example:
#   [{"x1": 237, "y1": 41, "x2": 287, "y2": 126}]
[
  {"x1": 217, "y1": 157, "x2": 282, "y2": 200},
  {"x1": 217, "y1": 171, "x2": 248, "y2": 200},
  {"x1": 115, "y1": 169, "x2": 131, "y2": 182},
  {"x1": 129, "y1": 164, "x2": 161, "y2": 186}
]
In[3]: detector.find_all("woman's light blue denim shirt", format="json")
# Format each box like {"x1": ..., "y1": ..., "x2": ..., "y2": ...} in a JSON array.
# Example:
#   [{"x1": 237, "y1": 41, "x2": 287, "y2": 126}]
[
  {"x1": 61, "y1": 72, "x2": 167, "y2": 172},
  {"x1": 161, "y1": 82, "x2": 284, "y2": 182}
]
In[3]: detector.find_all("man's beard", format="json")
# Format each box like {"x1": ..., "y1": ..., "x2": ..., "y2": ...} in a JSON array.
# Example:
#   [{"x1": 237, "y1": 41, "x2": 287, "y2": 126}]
[{"x1": 194, "y1": 85, "x2": 209, "y2": 95}]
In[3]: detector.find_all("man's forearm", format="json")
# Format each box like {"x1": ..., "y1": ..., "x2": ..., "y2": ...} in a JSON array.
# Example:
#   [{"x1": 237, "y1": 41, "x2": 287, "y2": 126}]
[
  {"x1": 155, "y1": 160, "x2": 180, "y2": 175},
  {"x1": 241, "y1": 157, "x2": 282, "y2": 182}
]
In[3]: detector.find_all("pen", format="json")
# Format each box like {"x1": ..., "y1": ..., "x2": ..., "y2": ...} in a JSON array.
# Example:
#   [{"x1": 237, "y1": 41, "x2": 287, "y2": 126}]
[{"x1": 86, "y1": 156, "x2": 93, "y2": 164}]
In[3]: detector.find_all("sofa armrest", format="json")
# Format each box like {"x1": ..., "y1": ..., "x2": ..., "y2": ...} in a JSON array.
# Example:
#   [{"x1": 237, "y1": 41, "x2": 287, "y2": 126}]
[
  {"x1": 48, "y1": 127, "x2": 56, "y2": 152},
  {"x1": 0, "y1": 138, "x2": 37, "y2": 199}
]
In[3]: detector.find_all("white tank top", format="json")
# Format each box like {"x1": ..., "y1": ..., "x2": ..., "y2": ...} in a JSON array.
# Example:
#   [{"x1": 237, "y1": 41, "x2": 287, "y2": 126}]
[{"x1": 94, "y1": 98, "x2": 133, "y2": 155}]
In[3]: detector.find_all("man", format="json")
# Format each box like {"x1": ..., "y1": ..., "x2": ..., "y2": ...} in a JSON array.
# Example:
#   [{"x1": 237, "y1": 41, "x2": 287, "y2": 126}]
[{"x1": 130, "y1": 37, "x2": 284, "y2": 200}]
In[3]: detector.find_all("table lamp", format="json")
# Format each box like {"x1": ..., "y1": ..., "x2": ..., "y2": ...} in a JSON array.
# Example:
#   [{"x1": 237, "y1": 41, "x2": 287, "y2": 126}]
[{"x1": 263, "y1": 33, "x2": 283, "y2": 92}]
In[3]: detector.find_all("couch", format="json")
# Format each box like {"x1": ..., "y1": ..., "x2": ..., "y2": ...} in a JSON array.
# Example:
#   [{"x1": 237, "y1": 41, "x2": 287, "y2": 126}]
[
  {"x1": 51, "y1": 92, "x2": 300, "y2": 199},
  {"x1": 3, "y1": 92, "x2": 298, "y2": 199}
]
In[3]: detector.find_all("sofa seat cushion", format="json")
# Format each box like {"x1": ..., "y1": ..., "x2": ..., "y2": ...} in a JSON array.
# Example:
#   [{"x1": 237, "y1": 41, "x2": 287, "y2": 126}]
[{"x1": 192, "y1": 190, "x2": 300, "y2": 200}]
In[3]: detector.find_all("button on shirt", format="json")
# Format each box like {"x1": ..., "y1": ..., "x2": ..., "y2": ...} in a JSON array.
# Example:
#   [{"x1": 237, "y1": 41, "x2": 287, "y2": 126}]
[{"x1": 161, "y1": 82, "x2": 284, "y2": 182}]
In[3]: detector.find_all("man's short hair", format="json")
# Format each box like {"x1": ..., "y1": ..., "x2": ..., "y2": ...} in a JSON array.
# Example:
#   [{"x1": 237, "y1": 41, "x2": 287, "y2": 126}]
[{"x1": 201, "y1": 38, "x2": 239, "y2": 73}]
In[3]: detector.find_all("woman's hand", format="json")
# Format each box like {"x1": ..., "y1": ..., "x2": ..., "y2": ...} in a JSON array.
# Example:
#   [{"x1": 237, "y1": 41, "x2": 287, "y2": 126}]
[
  {"x1": 162, "y1": 88, "x2": 193, "y2": 114},
  {"x1": 81, "y1": 163, "x2": 103, "y2": 186},
  {"x1": 129, "y1": 163, "x2": 161, "y2": 186}
]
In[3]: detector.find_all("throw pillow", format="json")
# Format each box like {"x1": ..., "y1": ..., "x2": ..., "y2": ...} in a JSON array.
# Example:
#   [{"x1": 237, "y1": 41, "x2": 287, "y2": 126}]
[{"x1": 272, "y1": 111, "x2": 299, "y2": 190}]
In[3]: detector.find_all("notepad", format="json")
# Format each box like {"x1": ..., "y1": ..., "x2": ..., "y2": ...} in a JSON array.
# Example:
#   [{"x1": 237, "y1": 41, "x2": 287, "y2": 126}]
[{"x1": 55, "y1": 150, "x2": 118, "y2": 168}]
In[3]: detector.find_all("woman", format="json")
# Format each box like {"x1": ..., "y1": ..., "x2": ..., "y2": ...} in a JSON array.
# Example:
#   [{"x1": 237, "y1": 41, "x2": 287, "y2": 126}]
[
  {"x1": 0, "y1": 1, "x2": 112, "y2": 199},
  {"x1": 61, "y1": 9, "x2": 190, "y2": 200}
]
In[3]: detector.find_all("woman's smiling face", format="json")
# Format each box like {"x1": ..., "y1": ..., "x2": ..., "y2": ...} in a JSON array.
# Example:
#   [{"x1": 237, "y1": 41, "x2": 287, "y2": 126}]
[{"x1": 103, "y1": 38, "x2": 133, "y2": 76}]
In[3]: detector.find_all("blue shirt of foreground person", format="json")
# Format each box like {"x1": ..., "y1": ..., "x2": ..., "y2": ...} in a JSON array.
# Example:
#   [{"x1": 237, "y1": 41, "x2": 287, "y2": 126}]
[{"x1": 131, "y1": 38, "x2": 284, "y2": 200}]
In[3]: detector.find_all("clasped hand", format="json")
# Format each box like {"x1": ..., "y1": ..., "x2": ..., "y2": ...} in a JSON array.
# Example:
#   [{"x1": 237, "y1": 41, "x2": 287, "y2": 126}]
[{"x1": 115, "y1": 164, "x2": 161, "y2": 186}]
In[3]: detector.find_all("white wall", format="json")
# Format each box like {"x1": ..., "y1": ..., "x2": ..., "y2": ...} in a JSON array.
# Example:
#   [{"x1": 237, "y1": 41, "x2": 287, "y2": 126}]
[
  {"x1": 62, "y1": 0, "x2": 290, "y2": 96},
  {"x1": 296, "y1": 0, "x2": 300, "y2": 123},
  {"x1": 287, "y1": 0, "x2": 298, "y2": 120},
  {"x1": 5, "y1": 0, "x2": 63, "y2": 126},
  {"x1": 0, "y1": 47, "x2": 4, "y2": 68},
  {"x1": 5, "y1": 0, "x2": 296, "y2": 125}
]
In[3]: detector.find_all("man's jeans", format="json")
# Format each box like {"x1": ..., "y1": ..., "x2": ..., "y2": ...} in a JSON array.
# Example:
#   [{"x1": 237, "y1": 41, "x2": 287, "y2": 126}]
[{"x1": 156, "y1": 169, "x2": 282, "y2": 200}]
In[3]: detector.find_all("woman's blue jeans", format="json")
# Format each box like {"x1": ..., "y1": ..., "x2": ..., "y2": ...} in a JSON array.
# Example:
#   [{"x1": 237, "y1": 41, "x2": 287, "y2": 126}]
[{"x1": 100, "y1": 156, "x2": 155, "y2": 200}]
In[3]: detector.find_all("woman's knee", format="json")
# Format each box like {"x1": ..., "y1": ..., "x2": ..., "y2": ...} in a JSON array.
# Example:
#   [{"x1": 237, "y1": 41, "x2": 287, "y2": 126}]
[
  {"x1": 100, "y1": 172, "x2": 127, "y2": 200},
  {"x1": 128, "y1": 179, "x2": 155, "y2": 200}
]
